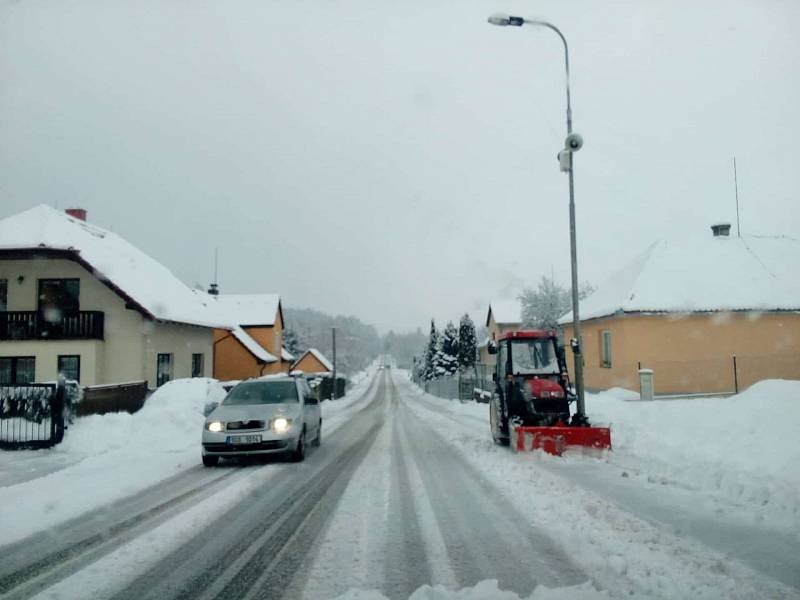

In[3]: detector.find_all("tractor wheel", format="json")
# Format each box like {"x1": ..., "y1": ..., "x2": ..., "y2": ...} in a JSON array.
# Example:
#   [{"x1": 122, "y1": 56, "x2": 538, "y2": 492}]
[{"x1": 490, "y1": 396, "x2": 510, "y2": 446}]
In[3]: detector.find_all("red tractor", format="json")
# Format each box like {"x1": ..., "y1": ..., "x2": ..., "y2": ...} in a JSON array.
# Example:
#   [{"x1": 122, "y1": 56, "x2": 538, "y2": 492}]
[{"x1": 487, "y1": 330, "x2": 611, "y2": 455}]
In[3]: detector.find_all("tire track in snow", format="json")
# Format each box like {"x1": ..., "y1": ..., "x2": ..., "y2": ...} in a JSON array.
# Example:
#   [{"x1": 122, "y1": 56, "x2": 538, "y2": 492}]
[
  {"x1": 107, "y1": 371, "x2": 388, "y2": 600},
  {"x1": 0, "y1": 464, "x2": 246, "y2": 600},
  {"x1": 382, "y1": 389, "x2": 433, "y2": 598},
  {"x1": 392, "y1": 374, "x2": 587, "y2": 595}
]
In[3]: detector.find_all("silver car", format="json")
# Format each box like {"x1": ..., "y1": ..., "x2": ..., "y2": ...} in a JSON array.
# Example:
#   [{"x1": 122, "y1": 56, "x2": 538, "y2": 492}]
[{"x1": 202, "y1": 376, "x2": 321, "y2": 466}]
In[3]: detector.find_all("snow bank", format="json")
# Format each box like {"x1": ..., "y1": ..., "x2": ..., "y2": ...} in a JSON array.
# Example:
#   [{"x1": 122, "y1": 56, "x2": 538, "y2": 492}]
[
  {"x1": 589, "y1": 379, "x2": 800, "y2": 529},
  {"x1": 61, "y1": 378, "x2": 225, "y2": 455},
  {"x1": 0, "y1": 378, "x2": 225, "y2": 546},
  {"x1": 333, "y1": 580, "x2": 606, "y2": 600}
]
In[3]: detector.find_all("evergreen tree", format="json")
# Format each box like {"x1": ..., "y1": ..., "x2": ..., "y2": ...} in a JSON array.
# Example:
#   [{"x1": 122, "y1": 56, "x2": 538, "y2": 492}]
[
  {"x1": 457, "y1": 314, "x2": 478, "y2": 371},
  {"x1": 422, "y1": 320, "x2": 439, "y2": 381},
  {"x1": 282, "y1": 326, "x2": 301, "y2": 357},
  {"x1": 440, "y1": 321, "x2": 460, "y2": 376}
]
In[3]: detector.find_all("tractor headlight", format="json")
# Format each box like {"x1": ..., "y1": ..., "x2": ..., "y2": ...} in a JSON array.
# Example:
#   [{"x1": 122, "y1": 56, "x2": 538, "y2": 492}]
[
  {"x1": 272, "y1": 417, "x2": 291, "y2": 433},
  {"x1": 207, "y1": 421, "x2": 224, "y2": 433}
]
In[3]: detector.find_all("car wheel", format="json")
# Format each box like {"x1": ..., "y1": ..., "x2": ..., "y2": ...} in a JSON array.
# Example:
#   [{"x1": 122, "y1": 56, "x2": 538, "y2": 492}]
[
  {"x1": 202, "y1": 454, "x2": 219, "y2": 467},
  {"x1": 291, "y1": 429, "x2": 306, "y2": 462},
  {"x1": 312, "y1": 422, "x2": 321, "y2": 447}
]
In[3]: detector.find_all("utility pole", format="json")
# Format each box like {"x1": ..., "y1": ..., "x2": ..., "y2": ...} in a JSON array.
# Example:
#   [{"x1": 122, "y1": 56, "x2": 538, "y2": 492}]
[
  {"x1": 733, "y1": 156, "x2": 741, "y2": 237},
  {"x1": 331, "y1": 327, "x2": 337, "y2": 401}
]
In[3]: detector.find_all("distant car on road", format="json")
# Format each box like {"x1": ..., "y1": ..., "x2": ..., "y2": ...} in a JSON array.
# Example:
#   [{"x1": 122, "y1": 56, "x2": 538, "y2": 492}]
[{"x1": 202, "y1": 376, "x2": 321, "y2": 466}]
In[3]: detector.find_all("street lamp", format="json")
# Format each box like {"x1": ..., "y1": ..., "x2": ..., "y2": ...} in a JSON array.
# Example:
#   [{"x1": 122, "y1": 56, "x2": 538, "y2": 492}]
[{"x1": 488, "y1": 12, "x2": 588, "y2": 424}]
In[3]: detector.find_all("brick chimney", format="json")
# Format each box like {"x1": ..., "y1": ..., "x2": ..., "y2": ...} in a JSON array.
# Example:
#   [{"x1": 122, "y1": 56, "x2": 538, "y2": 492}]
[
  {"x1": 65, "y1": 208, "x2": 87, "y2": 221},
  {"x1": 710, "y1": 223, "x2": 731, "y2": 237}
]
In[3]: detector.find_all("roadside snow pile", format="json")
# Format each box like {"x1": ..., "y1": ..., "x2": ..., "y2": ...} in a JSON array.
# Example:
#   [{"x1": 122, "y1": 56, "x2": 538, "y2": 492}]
[
  {"x1": 61, "y1": 378, "x2": 225, "y2": 455},
  {"x1": 332, "y1": 580, "x2": 606, "y2": 599},
  {"x1": 0, "y1": 378, "x2": 226, "y2": 546},
  {"x1": 589, "y1": 379, "x2": 800, "y2": 528}
]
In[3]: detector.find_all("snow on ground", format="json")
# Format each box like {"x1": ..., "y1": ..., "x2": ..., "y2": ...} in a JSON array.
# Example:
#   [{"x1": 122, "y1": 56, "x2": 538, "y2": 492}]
[
  {"x1": 332, "y1": 580, "x2": 606, "y2": 600},
  {"x1": 398, "y1": 372, "x2": 800, "y2": 599},
  {"x1": 0, "y1": 370, "x2": 376, "y2": 548},
  {"x1": 0, "y1": 378, "x2": 225, "y2": 546},
  {"x1": 589, "y1": 379, "x2": 800, "y2": 532}
]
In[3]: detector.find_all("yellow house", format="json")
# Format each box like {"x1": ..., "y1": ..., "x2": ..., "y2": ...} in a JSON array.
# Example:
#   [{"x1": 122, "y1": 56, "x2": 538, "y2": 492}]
[
  {"x1": 479, "y1": 300, "x2": 522, "y2": 368},
  {"x1": 208, "y1": 294, "x2": 295, "y2": 381},
  {"x1": 560, "y1": 225, "x2": 800, "y2": 395},
  {"x1": 291, "y1": 348, "x2": 333, "y2": 375}
]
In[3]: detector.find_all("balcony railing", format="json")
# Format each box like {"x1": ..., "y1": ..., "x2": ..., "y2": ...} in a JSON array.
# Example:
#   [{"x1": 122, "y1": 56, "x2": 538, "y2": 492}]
[{"x1": 0, "y1": 311, "x2": 105, "y2": 341}]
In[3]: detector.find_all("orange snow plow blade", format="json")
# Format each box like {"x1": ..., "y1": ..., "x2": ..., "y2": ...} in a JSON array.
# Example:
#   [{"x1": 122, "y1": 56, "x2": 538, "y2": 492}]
[{"x1": 513, "y1": 425, "x2": 611, "y2": 456}]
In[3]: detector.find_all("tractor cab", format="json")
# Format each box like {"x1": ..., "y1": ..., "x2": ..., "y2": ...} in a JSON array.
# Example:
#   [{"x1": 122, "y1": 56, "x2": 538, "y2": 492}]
[{"x1": 488, "y1": 330, "x2": 573, "y2": 441}]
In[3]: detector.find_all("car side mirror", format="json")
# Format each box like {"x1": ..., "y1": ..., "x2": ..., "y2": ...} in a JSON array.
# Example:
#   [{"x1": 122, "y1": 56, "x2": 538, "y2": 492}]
[{"x1": 487, "y1": 341, "x2": 498, "y2": 355}]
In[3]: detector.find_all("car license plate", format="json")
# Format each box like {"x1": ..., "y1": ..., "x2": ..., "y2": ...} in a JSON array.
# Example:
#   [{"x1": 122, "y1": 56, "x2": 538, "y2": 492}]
[{"x1": 226, "y1": 434, "x2": 261, "y2": 445}]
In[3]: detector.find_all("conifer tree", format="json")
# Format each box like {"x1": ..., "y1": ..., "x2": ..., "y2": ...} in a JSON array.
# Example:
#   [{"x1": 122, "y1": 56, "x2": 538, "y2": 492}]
[
  {"x1": 282, "y1": 327, "x2": 301, "y2": 357},
  {"x1": 457, "y1": 314, "x2": 478, "y2": 371},
  {"x1": 422, "y1": 320, "x2": 439, "y2": 381},
  {"x1": 440, "y1": 321, "x2": 460, "y2": 376}
]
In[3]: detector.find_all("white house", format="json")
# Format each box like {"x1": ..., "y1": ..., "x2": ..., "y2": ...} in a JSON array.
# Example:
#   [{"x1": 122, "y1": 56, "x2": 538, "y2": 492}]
[
  {"x1": 0, "y1": 205, "x2": 227, "y2": 388},
  {"x1": 478, "y1": 300, "x2": 522, "y2": 368}
]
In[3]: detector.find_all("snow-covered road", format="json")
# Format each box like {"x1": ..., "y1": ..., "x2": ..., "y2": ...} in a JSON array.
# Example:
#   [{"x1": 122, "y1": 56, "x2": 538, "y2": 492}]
[{"x1": 1, "y1": 368, "x2": 798, "y2": 600}]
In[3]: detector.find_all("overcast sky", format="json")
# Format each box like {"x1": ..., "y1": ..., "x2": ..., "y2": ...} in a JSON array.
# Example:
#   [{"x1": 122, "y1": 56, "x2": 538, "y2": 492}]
[{"x1": 2, "y1": 0, "x2": 798, "y2": 333}]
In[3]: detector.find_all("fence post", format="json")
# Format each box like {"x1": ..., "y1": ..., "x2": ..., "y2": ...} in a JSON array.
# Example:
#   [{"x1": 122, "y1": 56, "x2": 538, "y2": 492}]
[
  {"x1": 53, "y1": 379, "x2": 66, "y2": 444},
  {"x1": 732, "y1": 354, "x2": 739, "y2": 394}
]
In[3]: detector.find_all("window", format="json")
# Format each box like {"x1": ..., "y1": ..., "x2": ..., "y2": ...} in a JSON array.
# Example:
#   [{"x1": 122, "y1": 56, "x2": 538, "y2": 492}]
[
  {"x1": 191, "y1": 353, "x2": 204, "y2": 378},
  {"x1": 0, "y1": 279, "x2": 7, "y2": 311},
  {"x1": 58, "y1": 355, "x2": 81, "y2": 382},
  {"x1": 223, "y1": 380, "x2": 299, "y2": 405},
  {"x1": 38, "y1": 279, "x2": 80, "y2": 324},
  {"x1": 497, "y1": 343, "x2": 508, "y2": 377},
  {"x1": 600, "y1": 330, "x2": 612, "y2": 368},
  {"x1": 0, "y1": 356, "x2": 36, "y2": 384},
  {"x1": 156, "y1": 353, "x2": 173, "y2": 387},
  {"x1": 509, "y1": 339, "x2": 559, "y2": 375}
]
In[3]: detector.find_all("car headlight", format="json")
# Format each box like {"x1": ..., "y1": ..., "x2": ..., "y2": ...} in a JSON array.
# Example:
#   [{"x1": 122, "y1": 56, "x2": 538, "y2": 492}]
[
  {"x1": 207, "y1": 421, "x2": 224, "y2": 433},
  {"x1": 272, "y1": 417, "x2": 291, "y2": 433}
]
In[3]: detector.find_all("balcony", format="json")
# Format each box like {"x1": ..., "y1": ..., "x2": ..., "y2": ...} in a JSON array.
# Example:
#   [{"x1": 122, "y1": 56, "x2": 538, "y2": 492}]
[{"x1": 0, "y1": 311, "x2": 105, "y2": 341}]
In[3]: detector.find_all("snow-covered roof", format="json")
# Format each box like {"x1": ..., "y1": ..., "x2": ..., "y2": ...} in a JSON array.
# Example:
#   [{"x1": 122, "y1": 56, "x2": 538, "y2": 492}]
[
  {"x1": 231, "y1": 327, "x2": 277, "y2": 363},
  {"x1": 205, "y1": 294, "x2": 282, "y2": 327},
  {"x1": 281, "y1": 347, "x2": 295, "y2": 361},
  {"x1": 292, "y1": 348, "x2": 333, "y2": 372},
  {"x1": 560, "y1": 233, "x2": 800, "y2": 324},
  {"x1": 486, "y1": 300, "x2": 521, "y2": 327},
  {"x1": 0, "y1": 205, "x2": 225, "y2": 328}
]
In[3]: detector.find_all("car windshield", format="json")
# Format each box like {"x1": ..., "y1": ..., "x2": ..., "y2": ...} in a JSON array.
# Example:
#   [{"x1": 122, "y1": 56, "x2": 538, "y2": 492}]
[
  {"x1": 510, "y1": 339, "x2": 559, "y2": 375},
  {"x1": 223, "y1": 381, "x2": 298, "y2": 405}
]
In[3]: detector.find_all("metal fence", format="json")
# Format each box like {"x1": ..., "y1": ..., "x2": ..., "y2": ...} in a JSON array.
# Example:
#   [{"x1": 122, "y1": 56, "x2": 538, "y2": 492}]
[
  {"x1": 416, "y1": 365, "x2": 495, "y2": 402},
  {"x1": 0, "y1": 382, "x2": 66, "y2": 449}
]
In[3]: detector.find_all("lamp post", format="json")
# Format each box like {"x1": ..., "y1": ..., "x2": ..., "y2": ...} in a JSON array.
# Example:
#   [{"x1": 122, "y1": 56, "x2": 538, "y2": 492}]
[
  {"x1": 331, "y1": 327, "x2": 337, "y2": 401},
  {"x1": 488, "y1": 13, "x2": 587, "y2": 423}
]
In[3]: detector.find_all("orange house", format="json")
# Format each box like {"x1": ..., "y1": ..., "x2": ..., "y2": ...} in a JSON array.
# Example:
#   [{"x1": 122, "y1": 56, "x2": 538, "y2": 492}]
[
  {"x1": 208, "y1": 294, "x2": 295, "y2": 381},
  {"x1": 291, "y1": 348, "x2": 333, "y2": 375},
  {"x1": 560, "y1": 225, "x2": 800, "y2": 395}
]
